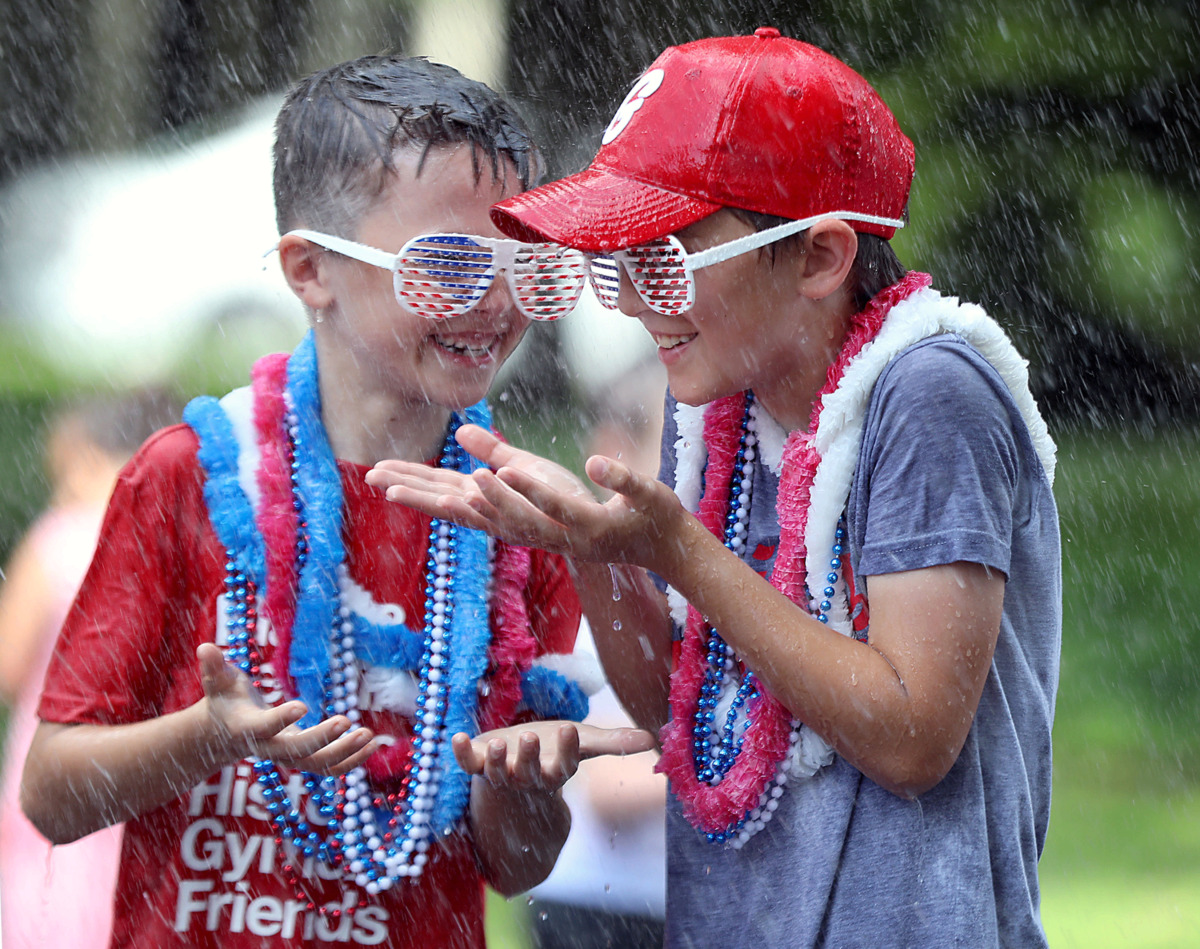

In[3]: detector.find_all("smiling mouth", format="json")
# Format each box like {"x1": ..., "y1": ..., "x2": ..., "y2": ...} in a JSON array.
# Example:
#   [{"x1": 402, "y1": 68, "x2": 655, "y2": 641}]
[
  {"x1": 435, "y1": 335, "x2": 499, "y2": 358},
  {"x1": 654, "y1": 333, "x2": 697, "y2": 350}
]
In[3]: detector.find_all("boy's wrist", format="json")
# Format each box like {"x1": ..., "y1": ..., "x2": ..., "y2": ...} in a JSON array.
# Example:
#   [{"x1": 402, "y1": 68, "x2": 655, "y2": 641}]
[
  {"x1": 646, "y1": 503, "x2": 710, "y2": 585},
  {"x1": 191, "y1": 696, "x2": 244, "y2": 772},
  {"x1": 470, "y1": 776, "x2": 569, "y2": 853}
]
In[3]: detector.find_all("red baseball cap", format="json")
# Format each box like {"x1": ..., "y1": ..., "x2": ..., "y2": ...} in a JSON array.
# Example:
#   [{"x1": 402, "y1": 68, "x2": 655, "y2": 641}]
[{"x1": 491, "y1": 28, "x2": 914, "y2": 252}]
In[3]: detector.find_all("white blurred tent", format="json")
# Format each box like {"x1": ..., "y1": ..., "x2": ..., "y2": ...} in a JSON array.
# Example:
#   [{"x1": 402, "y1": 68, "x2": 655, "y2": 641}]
[
  {"x1": 0, "y1": 0, "x2": 654, "y2": 392},
  {"x1": 0, "y1": 99, "x2": 301, "y2": 385}
]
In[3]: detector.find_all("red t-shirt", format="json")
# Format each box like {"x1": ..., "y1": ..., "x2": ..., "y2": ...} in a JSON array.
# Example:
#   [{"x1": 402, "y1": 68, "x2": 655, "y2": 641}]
[{"x1": 38, "y1": 425, "x2": 581, "y2": 948}]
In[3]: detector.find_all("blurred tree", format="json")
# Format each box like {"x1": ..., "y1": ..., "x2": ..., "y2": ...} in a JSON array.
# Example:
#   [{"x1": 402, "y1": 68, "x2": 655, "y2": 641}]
[
  {"x1": 2, "y1": 0, "x2": 1199, "y2": 424},
  {"x1": 0, "y1": 0, "x2": 412, "y2": 180},
  {"x1": 506, "y1": 0, "x2": 1200, "y2": 426}
]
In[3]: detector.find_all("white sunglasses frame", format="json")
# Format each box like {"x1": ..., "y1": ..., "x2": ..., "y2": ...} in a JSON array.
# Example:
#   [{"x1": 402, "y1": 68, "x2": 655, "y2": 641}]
[
  {"x1": 285, "y1": 228, "x2": 587, "y2": 321},
  {"x1": 591, "y1": 210, "x2": 906, "y2": 315}
]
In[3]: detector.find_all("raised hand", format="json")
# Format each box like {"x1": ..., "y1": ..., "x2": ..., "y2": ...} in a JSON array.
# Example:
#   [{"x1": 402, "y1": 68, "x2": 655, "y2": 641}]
[
  {"x1": 366, "y1": 423, "x2": 685, "y2": 568},
  {"x1": 197, "y1": 642, "x2": 377, "y2": 775},
  {"x1": 452, "y1": 720, "x2": 657, "y2": 795}
]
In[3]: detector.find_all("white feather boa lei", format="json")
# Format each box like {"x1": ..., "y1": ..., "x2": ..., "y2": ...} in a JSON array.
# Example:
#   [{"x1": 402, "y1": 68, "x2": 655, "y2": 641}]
[
  {"x1": 212, "y1": 385, "x2": 603, "y2": 715},
  {"x1": 666, "y1": 286, "x2": 1057, "y2": 774}
]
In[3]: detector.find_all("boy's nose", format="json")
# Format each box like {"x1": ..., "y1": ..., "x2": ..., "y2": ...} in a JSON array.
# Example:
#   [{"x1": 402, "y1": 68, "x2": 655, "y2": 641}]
[
  {"x1": 476, "y1": 269, "x2": 521, "y2": 321},
  {"x1": 615, "y1": 263, "x2": 644, "y2": 318}
]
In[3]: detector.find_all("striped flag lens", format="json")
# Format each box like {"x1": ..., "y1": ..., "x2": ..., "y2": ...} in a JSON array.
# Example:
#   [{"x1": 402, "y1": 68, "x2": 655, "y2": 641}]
[
  {"x1": 588, "y1": 255, "x2": 622, "y2": 309},
  {"x1": 510, "y1": 244, "x2": 589, "y2": 321},
  {"x1": 395, "y1": 235, "x2": 491, "y2": 318},
  {"x1": 587, "y1": 238, "x2": 694, "y2": 316},
  {"x1": 394, "y1": 235, "x2": 585, "y2": 321}
]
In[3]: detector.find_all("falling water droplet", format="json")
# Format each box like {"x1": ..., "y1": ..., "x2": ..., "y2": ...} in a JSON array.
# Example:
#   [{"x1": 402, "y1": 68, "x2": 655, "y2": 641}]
[{"x1": 609, "y1": 563, "x2": 622, "y2": 601}]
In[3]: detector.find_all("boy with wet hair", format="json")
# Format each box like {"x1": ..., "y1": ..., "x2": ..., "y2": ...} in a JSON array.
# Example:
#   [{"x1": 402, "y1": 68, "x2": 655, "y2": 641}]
[
  {"x1": 369, "y1": 30, "x2": 1061, "y2": 949},
  {"x1": 23, "y1": 54, "x2": 650, "y2": 949},
  {"x1": 272, "y1": 57, "x2": 543, "y2": 237}
]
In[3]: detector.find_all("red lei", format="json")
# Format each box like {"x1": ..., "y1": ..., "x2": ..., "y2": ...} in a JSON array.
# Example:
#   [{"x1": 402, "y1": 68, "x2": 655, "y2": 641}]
[
  {"x1": 657, "y1": 272, "x2": 932, "y2": 834},
  {"x1": 245, "y1": 352, "x2": 536, "y2": 740}
]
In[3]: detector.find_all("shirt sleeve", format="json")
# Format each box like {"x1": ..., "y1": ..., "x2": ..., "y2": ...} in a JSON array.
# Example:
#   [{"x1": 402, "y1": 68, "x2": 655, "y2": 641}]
[
  {"x1": 657, "y1": 389, "x2": 679, "y2": 487},
  {"x1": 852, "y1": 337, "x2": 1024, "y2": 580},
  {"x1": 37, "y1": 425, "x2": 209, "y2": 726}
]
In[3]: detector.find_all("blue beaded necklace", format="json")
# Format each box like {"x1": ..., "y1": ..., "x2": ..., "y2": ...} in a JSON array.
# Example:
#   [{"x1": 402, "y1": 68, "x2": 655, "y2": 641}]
[
  {"x1": 690, "y1": 392, "x2": 850, "y2": 847},
  {"x1": 189, "y1": 331, "x2": 494, "y2": 894}
]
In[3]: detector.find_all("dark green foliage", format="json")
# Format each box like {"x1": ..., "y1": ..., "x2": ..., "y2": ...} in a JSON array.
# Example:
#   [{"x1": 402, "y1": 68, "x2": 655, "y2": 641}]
[{"x1": 0, "y1": 394, "x2": 53, "y2": 564}]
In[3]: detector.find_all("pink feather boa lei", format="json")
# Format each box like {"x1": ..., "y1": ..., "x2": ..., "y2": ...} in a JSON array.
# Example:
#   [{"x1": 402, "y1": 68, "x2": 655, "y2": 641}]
[
  {"x1": 658, "y1": 271, "x2": 933, "y2": 834},
  {"x1": 247, "y1": 352, "x2": 536, "y2": 729}
]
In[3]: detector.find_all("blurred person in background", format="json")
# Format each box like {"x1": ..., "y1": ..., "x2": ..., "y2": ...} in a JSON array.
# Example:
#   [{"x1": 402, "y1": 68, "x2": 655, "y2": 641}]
[
  {"x1": 0, "y1": 389, "x2": 180, "y2": 949},
  {"x1": 528, "y1": 357, "x2": 668, "y2": 949}
]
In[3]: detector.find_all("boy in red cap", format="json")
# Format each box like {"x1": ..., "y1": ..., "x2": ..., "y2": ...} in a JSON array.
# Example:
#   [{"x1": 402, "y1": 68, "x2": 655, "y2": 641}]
[{"x1": 370, "y1": 30, "x2": 1060, "y2": 948}]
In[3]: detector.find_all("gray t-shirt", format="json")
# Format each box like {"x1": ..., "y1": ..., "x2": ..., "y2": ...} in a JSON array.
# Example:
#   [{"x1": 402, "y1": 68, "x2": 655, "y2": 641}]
[{"x1": 659, "y1": 335, "x2": 1061, "y2": 949}]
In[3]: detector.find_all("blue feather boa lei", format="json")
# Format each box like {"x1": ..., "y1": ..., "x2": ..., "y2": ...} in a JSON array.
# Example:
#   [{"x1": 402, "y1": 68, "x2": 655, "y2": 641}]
[{"x1": 184, "y1": 330, "x2": 586, "y2": 835}]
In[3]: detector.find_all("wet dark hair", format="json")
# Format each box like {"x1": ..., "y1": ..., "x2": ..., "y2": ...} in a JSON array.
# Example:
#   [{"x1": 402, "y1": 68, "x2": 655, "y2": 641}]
[
  {"x1": 273, "y1": 55, "x2": 543, "y2": 236},
  {"x1": 729, "y1": 208, "x2": 908, "y2": 313}
]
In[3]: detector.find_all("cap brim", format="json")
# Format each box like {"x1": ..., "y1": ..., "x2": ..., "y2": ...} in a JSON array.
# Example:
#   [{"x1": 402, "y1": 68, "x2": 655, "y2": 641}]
[{"x1": 491, "y1": 166, "x2": 721, "y2": 253}]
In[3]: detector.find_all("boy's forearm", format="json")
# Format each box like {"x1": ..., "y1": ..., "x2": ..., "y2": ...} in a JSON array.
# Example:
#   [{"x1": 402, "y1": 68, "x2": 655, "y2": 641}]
[
  {"x1": 650, "y1": 515, "x2": 907, "y2": 774},
  {"x1": 648, "y1": 513, "x2": 1004, "y2": 797},
  {"x1": 22, "y1": 701, "x2": 232, "y2": 844},
  {"x1": 568, "y1": 560, "x2": 672, "y2": 736},
  {"x1": 469, "y1": 777, "x2": 571, "y2": 896}
]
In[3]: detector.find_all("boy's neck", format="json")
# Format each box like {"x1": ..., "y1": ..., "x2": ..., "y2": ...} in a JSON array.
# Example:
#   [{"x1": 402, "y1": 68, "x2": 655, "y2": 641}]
[
  {"x1": 755, "y1": 296, "x2": 857, "y2": 434},
  {"x1": 313, "y1": 337, "x2": 455, "y2": 467}
]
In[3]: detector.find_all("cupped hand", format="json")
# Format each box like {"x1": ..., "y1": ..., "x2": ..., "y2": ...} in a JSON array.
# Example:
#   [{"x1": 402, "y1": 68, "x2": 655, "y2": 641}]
[
  {"x1": 366, "y1": 423, "x2": 685, "y2": 567},
  {"x1": 451, "y1": 720, "x2": 657, "y2": 795},
  {"x1": 197, "y1": 643, "x2": 377, "y2": 775}
]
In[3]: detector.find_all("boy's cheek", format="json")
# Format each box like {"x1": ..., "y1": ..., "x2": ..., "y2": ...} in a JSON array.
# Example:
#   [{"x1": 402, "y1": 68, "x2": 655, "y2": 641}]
[{"x1": 510, "y1": 320, "x2": 533, "y2": 348}]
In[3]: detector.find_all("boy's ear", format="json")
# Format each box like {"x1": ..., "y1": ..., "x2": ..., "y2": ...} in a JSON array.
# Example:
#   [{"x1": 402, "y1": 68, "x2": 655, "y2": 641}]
[
  {"x1": 277, "y1": 233, "x2": 336, "y2": 311},
  {"x1": 798, "y1": 219, "x2": 858, "y2": 301}
]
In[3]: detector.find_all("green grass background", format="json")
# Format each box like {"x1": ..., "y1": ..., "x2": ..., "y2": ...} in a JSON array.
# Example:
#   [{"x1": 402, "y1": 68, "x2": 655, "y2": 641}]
[
  {"x1": 1037, "y1": 429, "x2": 1200, "y2": 948},
  {"x1": 1, "y1": 394, "x2": 1197, "y2": 946}
]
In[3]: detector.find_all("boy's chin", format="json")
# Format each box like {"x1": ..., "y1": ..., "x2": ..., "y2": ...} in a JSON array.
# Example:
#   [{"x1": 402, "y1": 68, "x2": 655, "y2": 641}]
[
  {"x1": 668, "y1": 379, "x2": 740, "y2": 408},
  {"x1": 433, "y1": 381, "x2": 498, "y2": 412}
]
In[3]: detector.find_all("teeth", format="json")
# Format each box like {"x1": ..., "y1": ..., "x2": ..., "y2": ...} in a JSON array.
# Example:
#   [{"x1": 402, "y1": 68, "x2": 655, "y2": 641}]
[
  {"x1": 436, "y1": 337, "x2": 494, "y2": 357},
  {"x1": 656, "y1": 333, "x2": 696, "y2": 350}
]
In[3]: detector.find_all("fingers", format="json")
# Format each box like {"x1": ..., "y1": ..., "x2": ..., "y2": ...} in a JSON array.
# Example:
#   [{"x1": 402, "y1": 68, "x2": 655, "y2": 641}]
[
  {"x1": 474, "y1": 470, "x2": 573, "y2": 546},
  {"x1": 490, "y1": 466, "x2": 592, "y2": 528},
  {"x1": 249, "y1": 700, "x2": 315, "y2": 741},
  {"x1": 509, "y1": 726, "x2": 578, "y2": 787},
  {"x1": 385, "y1": 483, "x2": 499, "y2": 534},
  {"x1": 197, "y1": 642, "x2": 240, "y2": 694},
  {"x1": 453, "y1": 425, "x2": 520, "y2": 468},
  {"x1": 485, "y1": 734, "x2": 526, "y2": 785},
  {"x1": 552, "y1": 722, "x2": 581, "y2": 784},
  {"x1": 575, "y1": 723, "x2": 658, "y2": 758},
  {"x1": 200, "y1": 639, "x2": 380, "y2": 774},
  {"x1": 283, "y1": 726, "x2": 378, "y2": 775},
  {"x1": 368, "y1": 461, "x2": 470, "y2": 486},
  {"x1": 453, "y1": 723, "x2": 582, "y2": 790},
  {"x1": 367, "y1": 465, "x2": 470, "y2": 507},
  {"x1": 453, "y1": 731, "x2": 486, "y2": 775},
  {"x1": 584, "y1": 455, "x2": 659, "y2": 507},
  {"x1": 260, "y1": 713, "x2": 348, "y2": 756},
  {"x1": 368, "y1": 462, "x2": 507, "y2": 534},
  {"x1": 371, "y1": 425, "x2": 522, "y2": 475}
]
